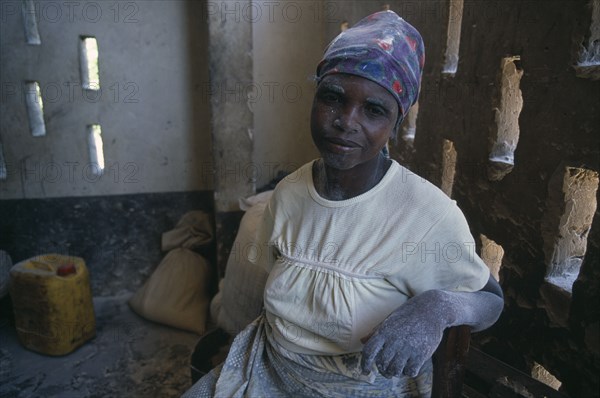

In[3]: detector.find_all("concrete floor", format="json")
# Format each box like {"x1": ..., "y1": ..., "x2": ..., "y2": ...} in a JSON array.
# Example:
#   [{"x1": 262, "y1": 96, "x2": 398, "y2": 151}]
[{"x1": 0, "y1": 294, "x2": 199, "y2": 398}]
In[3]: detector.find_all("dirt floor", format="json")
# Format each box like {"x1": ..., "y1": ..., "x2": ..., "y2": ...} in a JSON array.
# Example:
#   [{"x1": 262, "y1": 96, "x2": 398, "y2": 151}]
[{"x1": 0, "y1": 293, "x2": 200, "y2": 398}]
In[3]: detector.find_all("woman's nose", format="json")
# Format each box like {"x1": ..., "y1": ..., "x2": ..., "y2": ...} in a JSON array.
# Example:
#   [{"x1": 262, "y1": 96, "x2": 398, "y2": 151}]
[{"x1": 333, "y1": 105, "x2": 360, "y2": 133}]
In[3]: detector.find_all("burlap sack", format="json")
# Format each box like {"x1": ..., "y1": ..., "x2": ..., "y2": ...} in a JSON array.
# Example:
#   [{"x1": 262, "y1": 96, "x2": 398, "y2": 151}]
[
  {"x1": 129, "y1": 248, "x2": 210, "y2": 334},
  {"x1": 161, "y1": 211, "x2": 213, "y2": 252}
]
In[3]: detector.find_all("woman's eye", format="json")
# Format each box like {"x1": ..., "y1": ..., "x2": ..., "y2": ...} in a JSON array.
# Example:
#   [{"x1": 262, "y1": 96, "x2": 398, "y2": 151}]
[
  {"x1": 319, "y1": 91, "x2": 340, "y2": 103},
  {"x1": 367, "y1": 105, "x2": 385, "y2": 117}
]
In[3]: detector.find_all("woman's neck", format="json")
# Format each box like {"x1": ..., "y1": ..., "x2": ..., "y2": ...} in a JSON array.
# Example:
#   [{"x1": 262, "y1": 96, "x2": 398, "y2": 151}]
[{"x1": 313, "y1": 154, "x2": 391, "y2": 200}]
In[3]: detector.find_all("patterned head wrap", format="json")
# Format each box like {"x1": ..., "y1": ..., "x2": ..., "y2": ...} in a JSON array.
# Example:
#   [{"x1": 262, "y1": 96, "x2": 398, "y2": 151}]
[{"x1": 316, "y1": 11, "x2": 425, "y2": 119}]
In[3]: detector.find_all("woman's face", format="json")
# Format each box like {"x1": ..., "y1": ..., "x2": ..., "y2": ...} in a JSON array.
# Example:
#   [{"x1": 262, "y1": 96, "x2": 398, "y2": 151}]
[{"x1": 311, "y1": 74, "x2": 400, "y2": 171}]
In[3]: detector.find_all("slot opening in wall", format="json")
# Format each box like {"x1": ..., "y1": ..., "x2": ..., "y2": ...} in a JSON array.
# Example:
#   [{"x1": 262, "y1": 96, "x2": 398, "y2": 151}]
[
  {"x1": 488, "y1": 56, "x2": 523, "y2": 181},
  {"x1": 0, "y1": 142, "x2": 6, "y2": 180},
  {"x1": 480, "y1": 234, "x2": 504, "y2": 282},
  {"x1": 22, "y1": 0, "x2": 41, "y2": 45},
  {"x1": 24, "y1": 81, "x2": 46, "y2": 137},
  {"x1": 545, "y1": 167, "x2": 598, "y2": 293},
  {"x1": 574, "y1": 0, "x2": 600, "y2": 79},
  {"x1": 87, "y1": 125, "x2": 105, "y2": 174},
  {"x1": 80, "y1": 37, "x2": 100, "y2": 90},
  {"x1": 440, "y1": 139, "x2": 457, "y2": 197},
  {"x1": 442, "y1": 0, "x2": 464, "y2": 75},
  {"x1": 531, "y1": 362, "x2": 562, "y2": 391}
]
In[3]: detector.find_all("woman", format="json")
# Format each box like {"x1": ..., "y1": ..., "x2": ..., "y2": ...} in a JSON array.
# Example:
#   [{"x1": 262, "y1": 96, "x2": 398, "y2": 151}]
[{"x1": 183, "y1": 10, "x2": 503, "y2": 398}]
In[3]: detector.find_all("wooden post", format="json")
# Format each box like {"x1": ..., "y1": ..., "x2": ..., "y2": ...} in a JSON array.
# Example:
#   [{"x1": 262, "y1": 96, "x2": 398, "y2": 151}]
[{"x1": 432, "y1": 325, "x2": 471, "y2": 398}]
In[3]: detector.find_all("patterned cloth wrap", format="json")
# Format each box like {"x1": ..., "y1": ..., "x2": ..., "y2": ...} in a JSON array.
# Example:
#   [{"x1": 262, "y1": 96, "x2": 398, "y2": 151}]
[
  {"x1": 316, "y1": 10, "x2": 425, "y2": 119},
  {"x1": 182, "y1": 314, "x2": 432, "y2": 398}
]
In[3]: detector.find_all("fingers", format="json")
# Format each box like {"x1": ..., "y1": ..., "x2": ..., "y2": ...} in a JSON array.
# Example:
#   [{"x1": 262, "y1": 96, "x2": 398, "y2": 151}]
[
  {"x1": 382, "y1": 351, "x2": 408, "y2": 379},
  {"x1": 378, "y1": 349, "x2": 425, "y2": 379},
  {"x1": 402, "y1": 364, "x2": 420, "y2": 378},
  {"x1": 363, "y1": 338, "x2": 410, "y2": 379},
  {"x1": 362, "y1": 340, "x2": 424, "y2": 379},
  {"x1": 360, "y1": 334, "x2": 384, "y2": 375},
  {"x1": 403, "y1": 354, "x2": 426, "y2": 378},
  {"x1": 375, "y1": 343, "x2": 398, "y2": 378}
]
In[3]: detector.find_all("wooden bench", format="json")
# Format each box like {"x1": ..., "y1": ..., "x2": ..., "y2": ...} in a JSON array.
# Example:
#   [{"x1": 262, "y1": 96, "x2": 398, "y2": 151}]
[{"x1": 432, "y1": 326, "x2": 570, "y2": 398}]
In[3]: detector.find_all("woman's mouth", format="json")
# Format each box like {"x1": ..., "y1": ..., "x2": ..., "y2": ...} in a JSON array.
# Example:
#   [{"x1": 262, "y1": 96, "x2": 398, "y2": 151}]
[{"x1": 324, "y1": 137, "x2": 360, "y2": 153}]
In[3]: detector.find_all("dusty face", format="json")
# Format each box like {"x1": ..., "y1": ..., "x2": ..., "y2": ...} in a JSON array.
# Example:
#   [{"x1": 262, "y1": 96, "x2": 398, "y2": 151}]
[{"x1": 310, "y1": 74, "x2": 399, "y2": 171}]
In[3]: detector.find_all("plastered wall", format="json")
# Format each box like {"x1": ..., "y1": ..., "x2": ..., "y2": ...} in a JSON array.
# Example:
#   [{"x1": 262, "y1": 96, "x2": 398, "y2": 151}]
[
  {"x1": 251, "y1": 0, "x2": 323, "y2": 189},
  {"x1": 0, "y1": 1, "x2": 212, "y2": 199}
]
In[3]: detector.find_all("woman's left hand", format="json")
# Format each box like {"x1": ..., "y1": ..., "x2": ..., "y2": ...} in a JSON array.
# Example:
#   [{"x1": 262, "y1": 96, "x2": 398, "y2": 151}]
[{"x1": 360, "y1": 290, "x2": 447, "y2": 378}]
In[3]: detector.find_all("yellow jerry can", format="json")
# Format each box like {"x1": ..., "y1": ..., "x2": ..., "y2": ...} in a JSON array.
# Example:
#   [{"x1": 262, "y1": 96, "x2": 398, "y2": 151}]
[{"x1": 9, "y1": 254, "x2": 96, "y2": 356}]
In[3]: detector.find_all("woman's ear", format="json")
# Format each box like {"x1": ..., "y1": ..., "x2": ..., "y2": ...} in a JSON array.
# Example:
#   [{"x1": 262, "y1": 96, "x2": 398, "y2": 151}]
[{"x1": 391, "y1": 115, "x2": 403, "y2": 140}]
